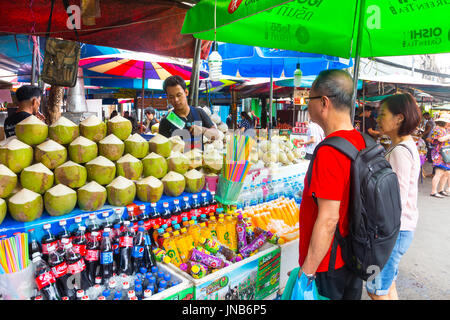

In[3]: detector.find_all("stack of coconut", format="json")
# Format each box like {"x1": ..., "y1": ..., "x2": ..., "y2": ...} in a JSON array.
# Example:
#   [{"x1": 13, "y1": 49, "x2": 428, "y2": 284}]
[
  {"x1": 0, "y1": 114, "x2": 223, "y2": 225},
  {"x1": 249, "y1": 136, "x2": 304, "y2": 170}
]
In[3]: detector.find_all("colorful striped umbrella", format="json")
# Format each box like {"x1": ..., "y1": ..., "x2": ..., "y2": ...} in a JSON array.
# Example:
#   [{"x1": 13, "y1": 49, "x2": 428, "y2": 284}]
[{"x1": 79, "y1": 52, "x2": 208, "y2": 81}]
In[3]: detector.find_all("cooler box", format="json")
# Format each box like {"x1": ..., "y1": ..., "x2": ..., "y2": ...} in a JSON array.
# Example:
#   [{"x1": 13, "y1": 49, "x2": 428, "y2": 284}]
[
  {"x1": 165, "y1": 243, "x2": 281, "y2": 301},
  {"x1": 148, "y1": 262, "x2": 194, "y2": 300},
  {"x1": 278, "y1": 238, "x2": 299, "y2": 292}
]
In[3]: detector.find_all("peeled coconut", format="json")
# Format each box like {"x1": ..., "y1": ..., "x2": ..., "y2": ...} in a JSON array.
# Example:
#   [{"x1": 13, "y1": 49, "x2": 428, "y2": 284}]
[
  {"x1": 124, "y1": 133, "x2": 149, "y2": 159},
  {"x1": 0, "y1": 136, "x2": 14, "y2": 165},
  {"x1": 107, "y1": 115, "x2": 132, "y2": 141},
  {"x1": 106, "y1": 176, "x2": 136, "y2": 207},
  {"x1": 136, "y1": 176, "x2": 164, "y2": 203},
  {"x1": 116, "y1": 154, "x2": 143, "y2": 181},
  {"x1": 35, "y1": 139, "x2": 67, "y2": 169},
  {"x1": 79, "y1": 115, "x2": 107, "y2": 142},
  {"x1": 148, "y1": 134, "x2": 171, "y2": 158},
  {"x1": 217, "y1": 122, "x2": 228, "y2": 133},
  {"x1": 184, "y1": 149, "x2": 203, "y2": 170},
  {"x1": 210, "y1": 113, "x2": 221, "y2": 125},
  {"x1": 7, "y1": 188, "x2": 43, "y2": 222},
  {"x1": 262, "y1": 152, "x2": 278, "y2": 165},
  {"x1": 0, "y1": 164, "x2": 18, "y2": 198},
  {"x1": 142, "y1": 152, "x2": 168, "y2": 179},
  {"x1": 0, "y1": 139, "x2": 33, "y2": 173},
  {"x1": 151, "y1": 123, "x2": 159, "y2": 134},
  {"x1": 49, "y1": 116, "x2": 79, "y2": 145},
  {"x1": 54, "y1": 161, "x2": 87, "y2": 189},
  {"x1": 169, "y1": 136, "x2": 186, "y2": 153},
  {"x1": 86, "y1": 156, "x2": 116, "y2": 186},
  {"x1": 0, "y1": 198, "x2": 6, "y2": 225},
  {"x1": 20, "y1": 163, "x2": 54, "y2": 194},
  {"x1": 98, "y1": 134, "x2": 125, "y2": 161},
  {"x1": 184, "y1": 169, "x2": 205, "y2": 193},
  {"x1": 68, "y1": 136, "x2": 98, "y2": 164},
  {"x1": 203, "y1": 149, "x2": 223, "y2": 174},
  {"x1": 77, "y1": 181, "x2": 107, "y2": 211},
  {"x1": 278, "y1": 151, "x2": 290, "y2": 165},
  {"x1": 44, "y1": 184, "x2": 77, "y2": 216},
  {"x1": 161, "y1": 171, "x2": 185, "y2": 197},
  {"x1": 167, "y1": 151, "x2": 189, "y2": 174},
  {"x1": 15, "y1": 115, "x2": 48, "y2": 146}
]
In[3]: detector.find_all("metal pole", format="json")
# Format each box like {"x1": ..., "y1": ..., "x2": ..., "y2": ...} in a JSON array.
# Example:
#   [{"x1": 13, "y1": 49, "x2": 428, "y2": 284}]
[
  {"x1": 31, "y1": 37, "x2": 37, "y2": 85},
  {"x1": 350, "y1": 0, "x2": 366, "y2": 125},
  {"x1": 141, "y1": 64, "x2": 145, "y2": 128},
  {"x1": 269, "y1": 62, "x2": 274, "y2": 132}
]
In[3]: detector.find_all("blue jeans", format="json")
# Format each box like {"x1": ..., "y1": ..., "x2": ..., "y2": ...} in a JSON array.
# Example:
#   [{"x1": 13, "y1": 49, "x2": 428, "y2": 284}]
[{"x1": 366, "y1": 231, "x2": 414, "y2": 296}]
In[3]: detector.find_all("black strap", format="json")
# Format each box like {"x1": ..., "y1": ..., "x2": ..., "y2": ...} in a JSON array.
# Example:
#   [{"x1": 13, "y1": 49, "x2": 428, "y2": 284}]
[{"x1": 46, "y1": 0, "x2": 56, "y2": 39}]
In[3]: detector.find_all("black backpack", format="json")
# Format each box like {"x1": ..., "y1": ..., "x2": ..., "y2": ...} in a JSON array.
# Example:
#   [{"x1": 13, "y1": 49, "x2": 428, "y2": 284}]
[{"x1": 306, "y1": 133, "x2": 402, "y2": 280}]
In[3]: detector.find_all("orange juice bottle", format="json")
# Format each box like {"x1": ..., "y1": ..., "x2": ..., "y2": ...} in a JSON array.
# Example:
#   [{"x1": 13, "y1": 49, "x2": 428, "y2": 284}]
[
  {"x1": 161, "y1": 232, "x2": 182, "y2": 267},
  {"x1": 208, "y1": 216, "x2": 218, "y2": 239},
  {"x1": 188, "y1": 219, "x2": 202, "y2": 247},
  {"x1": 199, "y1": 222, "x2": 211, "y2": 240},
  {"x1": 216, "y1": 218, "x2": 229, "y2": 247},
  {"x1": 225, "y1": 215, "x2": 238, "y2": 252},
  {"x1": 173, "y1": 229, "x2": 190, "y2": 263},
  {"x1": 180, "y1": 227, "x2": 195, "y2": 251}
]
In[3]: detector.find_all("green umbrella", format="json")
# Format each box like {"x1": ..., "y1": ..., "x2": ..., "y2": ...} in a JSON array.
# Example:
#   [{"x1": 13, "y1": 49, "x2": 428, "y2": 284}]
[{"x1": 182, "y1": 0, "x2": 450, "y2": 120}]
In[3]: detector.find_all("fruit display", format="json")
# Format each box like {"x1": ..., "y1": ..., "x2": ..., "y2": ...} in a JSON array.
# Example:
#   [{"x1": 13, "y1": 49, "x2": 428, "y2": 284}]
[{"x1": 0, "y1": 114, "x2": 223, "y2": 225}]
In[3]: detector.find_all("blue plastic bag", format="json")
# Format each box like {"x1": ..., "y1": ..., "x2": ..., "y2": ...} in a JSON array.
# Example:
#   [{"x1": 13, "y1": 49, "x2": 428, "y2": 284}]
[{"x1": 282, "y1": 267, "x2": 328, "y2": 300}]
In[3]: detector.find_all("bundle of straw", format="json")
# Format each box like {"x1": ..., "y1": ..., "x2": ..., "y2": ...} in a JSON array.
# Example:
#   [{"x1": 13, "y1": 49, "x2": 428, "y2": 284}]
[
  {"x1": 223, "y1": 134, "x2": 255, "y2": 183},
  {"x1": 0, "y1": 233, "x2": 30, "y2": 274}
]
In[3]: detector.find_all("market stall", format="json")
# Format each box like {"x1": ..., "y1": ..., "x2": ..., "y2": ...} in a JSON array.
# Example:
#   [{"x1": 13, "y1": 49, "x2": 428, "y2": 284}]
[{"x1": 0, "y1": 111, "x2": 308, "y2": 300}]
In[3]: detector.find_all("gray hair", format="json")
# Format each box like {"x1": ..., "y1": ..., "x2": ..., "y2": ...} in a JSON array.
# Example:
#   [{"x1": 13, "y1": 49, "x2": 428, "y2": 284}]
[{"x1": 311, "y1": 69, "x2": 354, "y2": 113}]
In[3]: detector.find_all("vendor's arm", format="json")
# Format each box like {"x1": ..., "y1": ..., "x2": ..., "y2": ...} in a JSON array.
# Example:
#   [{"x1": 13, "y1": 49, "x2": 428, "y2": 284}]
[
  {"x1": 299, "y1": 198, "x2": 340, "y2": 276},
  {"x1": 299, "y1": 136, "x2": 315, "y2": 146}
]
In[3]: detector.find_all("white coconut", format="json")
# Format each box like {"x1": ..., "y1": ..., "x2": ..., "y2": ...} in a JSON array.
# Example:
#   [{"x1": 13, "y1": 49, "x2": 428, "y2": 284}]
[
  {"x1": 79, "y1": 180, "x2": 106, "y2": 193},
  {"x1": 71, "y1": 136, "x2": 96, "y2": 147},
  {"x1": 126, "y1": 133, "x2": 147, "y2": 143},
  {"x1": 169, "y1": 136, "x2": 186, "y2": 153},
  {"x1": 46, "y1": 183, "x2": 76, "y2": 197},
  {"x1": 87, "y1": 156, "x2": 115, "y2": 167},
  {"x1": 108, "y1": 175, "x2": 134, "y2": 190},
  {"x1": 44, "y1": 184, "x2": 77, "y2": 216},
  {"x1": 51, "y1": 116, "x2": 77, "y2": 128},
  {"x1": 0, "y1": 164, "x2": 17, "y2": 198},
  {"x1": 36, "y1": 139, "x2": 64, "y2": 153},
  {"x1": 108, "y1": 115, "x2": 129, "y2": 124},
  {"x1": 210, "y1": 113, "x2": 221, "y2": 125},
  {"x1": 81, "y1": 115, "x2": 102, "y2": 127},
  {"x1": 100, "y1": 134, "x2": 123, "y2": 145},
  {"x1": 8, "y1": 188, "x2": 43, "y2": 222}
]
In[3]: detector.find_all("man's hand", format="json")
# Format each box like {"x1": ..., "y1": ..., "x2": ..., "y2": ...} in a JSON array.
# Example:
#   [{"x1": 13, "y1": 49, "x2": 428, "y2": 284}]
[
  {"x1": 204, "y1": 127, "x2": 220, "y2": 141},
  {"x1": 189, "y1": 125, "x2": 203, "y2": 136}
]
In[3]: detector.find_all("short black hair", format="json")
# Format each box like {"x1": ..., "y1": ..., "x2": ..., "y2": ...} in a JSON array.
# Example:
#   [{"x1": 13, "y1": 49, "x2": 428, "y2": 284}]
[
  {"x1": 311, "y1": 69, "x2": 354, "y2": 113},
  {"x1": 163, "y1": 75, "x2": 187, "y2": 93},
  {"x1": 380, "y1": 93, "x2": 421, "y2": 136},
  {"x1": 16, "y1": 85, "x2": 41, "y2": 102},
  {"x1": 145, "y1": 107, "x2": 155, "y2": 115},
  {"x1": 363, "y1": 105, "x2": 373, "y2": 112}
]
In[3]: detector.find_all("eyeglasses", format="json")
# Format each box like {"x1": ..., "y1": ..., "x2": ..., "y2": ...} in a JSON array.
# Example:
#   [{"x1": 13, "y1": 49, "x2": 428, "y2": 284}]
[{"x1": 304, "y1": 95, "x2": 337, "y2": 104}]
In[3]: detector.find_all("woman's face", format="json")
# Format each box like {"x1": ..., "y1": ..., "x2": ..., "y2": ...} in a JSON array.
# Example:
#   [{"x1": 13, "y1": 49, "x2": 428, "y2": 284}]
[{"x1": 377, "y1": 103, "x2": 403, "y2": 137}]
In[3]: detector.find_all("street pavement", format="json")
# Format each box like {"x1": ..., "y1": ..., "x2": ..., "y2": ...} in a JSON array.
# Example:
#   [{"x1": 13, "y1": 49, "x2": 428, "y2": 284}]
[{"x1": 362, "y1": 167, "x2": 450, "y2": 300}]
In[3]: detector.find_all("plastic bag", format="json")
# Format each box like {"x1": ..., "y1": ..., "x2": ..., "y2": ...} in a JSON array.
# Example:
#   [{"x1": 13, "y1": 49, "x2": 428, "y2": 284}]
[
  {"x1": 281, "y1": 267, "x2": 329, "y2": 300},
  {"x1": 0, "y1": 264, "x2": 35, "y2": 300}
]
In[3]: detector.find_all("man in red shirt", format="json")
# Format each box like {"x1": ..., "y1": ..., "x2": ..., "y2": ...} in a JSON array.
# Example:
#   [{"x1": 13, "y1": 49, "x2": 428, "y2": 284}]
[{"x1": 298, "y1": 69, "x2": 365, "y2": 300}]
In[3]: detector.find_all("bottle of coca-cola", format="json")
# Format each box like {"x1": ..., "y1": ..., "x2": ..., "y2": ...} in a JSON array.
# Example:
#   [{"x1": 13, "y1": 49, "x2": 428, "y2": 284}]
[
  {"x1": 84, "y1": 231, "x2": 100, "y2": 285},
  {"x1": 127, "y1": 207, "x2": 138, "y2": 234},
  {"x1": 149, "y1": 202, "x2": 162, "y2": 230},
  {"x1": 101, "y1": 211, "x2": 114, "y2": 231},
  {"x1": 191, "y1": 194, "x2": 201, "y2": 219},
  {"x1": 63, "y1": 238, "x2": 92, "y2": 291},
  {"x1": 181, "y1": 196, "x2": 191, "y2": 221},
  {"x1": 209, "y1": 191, "x2": 218, "y2": 215},
  {"x1": 41, "y1": 223, "x2": 58, "y2": 262},
  {"x1": 119, "y1": 221, "x2": 134, "y2": 275},
  {"x1": 100, "y1": 231, "x2": 114, "y2": 285},
  {"x1": 70, "y1": 216, "x2": 83, "y2": 240},
  {"x1": 172, "y1": 199, "x2": 182, "y2": 225},
  {"x1": 72, "y1": 226, "x2": 87, "y2": 257},
  {"x1": 138, "y1": 205, "x2": 151, "y2": 232},
  {"x1": 28, "y1": 228, "x2": 41, "y2": 260},
  {"x1": 160, "y1": 202, "x2": 172, "y2": 226},
  {"x1": 33, "y1": 253, "x2": 60, "y2": 300},
  {"x1": 200, "y1": 192, "x2": 210, "y2": 216},
  {"x1": 113, "y1": 207, "x2": 125, "y2": 228},
  {"x1": 57, "y1": 220, "x2": 72, "y2": 257},
  {"x1": 86, "y1": 213, "x2": 102, "y2": 242},
  {"x1": 47, "y1": 243, "x2": 76, "y2": 300}
]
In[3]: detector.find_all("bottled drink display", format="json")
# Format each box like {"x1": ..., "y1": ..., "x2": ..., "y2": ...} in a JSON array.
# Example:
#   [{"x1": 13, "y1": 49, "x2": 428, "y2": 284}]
[
  {"x1": 64, "y1": 239, "x2": 92, "y2": 291},
  {"x1": 72, "y1": 226, "x2": 87, "y2": 257},
  {"x1": 85, "y1": 231, "x2": 100, "y2": 285},
  {"x1": 172, "y1": 199, "x2": 182, "y2": 225},
  {"x1": 86, "y1": 213, "x2": 101, "y2": 242},
  {"x1": 100, "y1": 231, "x2": 114, "y2": 285},
  {"x1": 28, "y1": 228, "x2": 41, "y2": 260},
  {"x1": 191, "y1": 195, "x2": 201, "y2": 219},
  {"x1": 181, "y1": 196, "x2": 191, "y2": 221},
  {"x1": 41, "y1": 224, "x2": 58, "y2": 261},
  {"x1": 119, "y1": 221, "x2": 134, "y2": 275},
  {"x1": 33, "y1": 254, "x2": 60, "y2": 301},
  {"x1": 160, "y1": 202, "x2": 172, "y2": 226},
  {"x1": 131, "y1": 227, "x2": 146, "y2": 273},
  {"x1": 47, "y1": 243, "x2": 76, "y2": 300}
]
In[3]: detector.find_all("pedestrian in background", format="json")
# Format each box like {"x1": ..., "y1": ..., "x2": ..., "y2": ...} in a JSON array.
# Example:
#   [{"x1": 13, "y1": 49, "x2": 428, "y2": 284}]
[
  {"x1": 429, "y1": 114, "x2": 450, "y2": 198},
  {"x1": 367, "y1": 93, "x2": 421, "y2": 300},
  {"x1": 298, "y1": 120, "x2": 325, "y2": 160}
]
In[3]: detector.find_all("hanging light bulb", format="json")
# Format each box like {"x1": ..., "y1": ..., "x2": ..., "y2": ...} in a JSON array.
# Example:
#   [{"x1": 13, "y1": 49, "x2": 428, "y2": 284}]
[
  {"x1": 208, "y1": 47, "x2": 222, "y2": 82},
  {"x1": 294, "y1": 63, "x2": 302, "y2": 87}
]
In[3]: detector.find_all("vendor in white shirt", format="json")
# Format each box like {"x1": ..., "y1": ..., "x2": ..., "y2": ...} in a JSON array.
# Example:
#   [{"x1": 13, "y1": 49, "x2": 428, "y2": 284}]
[{"x1": 298, "y1": 120, "x2": 325, "y2": 160}]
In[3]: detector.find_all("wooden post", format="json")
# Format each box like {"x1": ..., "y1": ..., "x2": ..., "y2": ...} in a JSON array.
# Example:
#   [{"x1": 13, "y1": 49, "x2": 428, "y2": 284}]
[
  {"x1": 231, "y1": 86, "x2": 238, "y2": 130},
  {"x1": 44, "y1": 85, "x2": 64, "y2": 125}
]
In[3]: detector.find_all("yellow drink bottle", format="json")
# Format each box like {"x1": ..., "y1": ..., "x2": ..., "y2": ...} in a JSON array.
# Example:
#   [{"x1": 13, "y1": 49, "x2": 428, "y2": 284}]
[
  {"x1": 216, "y1": 218, "x2": 230, "y2": 247},
  {"x1": 208, "y1": 216, "x2": 218, "y2": 239},
  {"x1": 188, "y1": 220, "x2": 202, "y2": 247},
  {"x1": 225, "y1": 215, "x2": 238, "y2": 252},
  {"x1": 173, "y1": 229, "x2": 189, "y2": 263},
  {"x1": 161, "y1": 232, "x2": 182, "y2": 267},
  {"x1": 180, "y1": 227, "x2": 195, "y2": 256},
  {"x1": 199, "y1": 222, "x2": 211, "y2": 240}
]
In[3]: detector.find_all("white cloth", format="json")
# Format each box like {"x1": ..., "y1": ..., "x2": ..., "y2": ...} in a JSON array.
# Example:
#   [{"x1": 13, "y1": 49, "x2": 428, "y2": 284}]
[{"x1": 305, "y1": 122, "x2": 325, "y2": 154}]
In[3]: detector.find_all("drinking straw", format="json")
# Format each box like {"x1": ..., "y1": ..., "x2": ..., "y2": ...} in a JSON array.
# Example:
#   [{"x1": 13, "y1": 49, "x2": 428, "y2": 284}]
[
  {"x1": 0, "y1": 242, "x2": 9, "y2": 273},
  {"x1": 5, "y1": 239, "x2": 18, "y2": 273},
  {"x1": 23, "y1": 233, "x2": 29, "y2": 268},
  {"x1": 2, "y1": 240, "x2": 15, "y2": 273}
]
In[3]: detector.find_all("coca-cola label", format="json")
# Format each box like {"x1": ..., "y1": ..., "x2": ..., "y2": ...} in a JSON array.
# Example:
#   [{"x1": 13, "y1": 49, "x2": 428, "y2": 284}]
[
  {"x1": 73, "y1": 244, "x2": 87, "y2": 257},
  {"x1": 51, "y1": 262, "x2": 68, "y2": 278},
  {"x1": 85, "y1": 249, "x2": 99, "y2": 262},
  {"x1": 132, "y1": 246, "x2": 144, "y2": 259},
  {"x1": 143, "y1": 220, "x2": 152, "y2": 231},
  {"x1": 119, "y1": 236, "x2": 133, "y2": 248},
  {"x1": 68, "y1": 259, "x2": 86, "y2": 275},
  {"x1": 35, "y1": 271, "x2": 56, "y2": 290},
  {"x1": 41, "y1": 241, "x2": 58, "y2": 255},
  {"x1": 151, "y1": 217, "x2": 162, "y2": 229},
  {"x1": 180, "y1": 211, "x2": 189, "y2": 221},
  {"x1": 100, "y1": 252, "x2": 114, "y2": 265}
]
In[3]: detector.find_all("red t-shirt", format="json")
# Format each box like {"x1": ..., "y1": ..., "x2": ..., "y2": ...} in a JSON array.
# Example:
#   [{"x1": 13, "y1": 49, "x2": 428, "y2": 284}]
[{"x1": 298, "y1": 129, "x2": 365, "y2": 273}]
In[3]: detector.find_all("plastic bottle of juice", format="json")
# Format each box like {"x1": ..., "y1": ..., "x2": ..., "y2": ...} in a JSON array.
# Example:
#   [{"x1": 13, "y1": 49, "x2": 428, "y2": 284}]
[
  {"x1": 215, "y1": 218, "x2": 229, "y2": 247},
  {"x1": 208, "y1": 216, "x2": 218, "y2": 240},
  {"x1": 172, "y1": 229, "x2": 189, "y2": 263},
  {"x1": 180, "y1": 227, "x2": 194, "y2": 254},
  {"x1": 225, "y1": 215, "x2": 238, "y2": 252},
  {"x1": 198, "y1": 221, "x2": 211, "y2": 241},
  {"x1": 187, "y1": 219, "x2": 202, "y2": 247},
  {"x1": 161, "y1": 232, "x2": 182, "y2": 267}
]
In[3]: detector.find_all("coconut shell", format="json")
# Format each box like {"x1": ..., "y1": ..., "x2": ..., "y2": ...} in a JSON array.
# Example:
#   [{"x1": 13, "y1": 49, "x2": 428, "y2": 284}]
[
  {"x1": 68, "y1": 136, "x2": 98, "y2": 164},
  {"x1": 106, "y1": 176, "x2": 136, "y2": 207},
  {"x1": 0, "y1": 199, "x2": 6, "y2": 225},
  {"x1": 148, "y1": 134, "x2": 171, "y2": 158},
  {"x1": 86, "y1": 156, "x2": 116, "y2": 186},
  {"x1": 54, "y1": 161, "x2": 87, "y2": 189},
  {"x1": 49, "y1": 116, "x2": 79, "y2": 145},
  {"x1": 8, "y1": 188, "x2": 43, "y2": 222},
  {"x1": 35, "y1": 139, "x2": 67, "y2": 169},
  {"x1": 107, "y1": 115, "x2": 132, "y2": 141},
  {"x1": 116, "y1": 154, "x2": 143, "y2": 181},
  {"x1": 98, "y1": 134, "x2": 125, "y2": 161},
  {"x1": 142, "y1": 152, "x2": 168, "y2": 179},
  {"x1": 184, "y1": 169, "x2": 205, "y2": 193},
  {"x1": 124, "y1": 133, "x2": 149, "y2": 159},
  {"x1": 77, "y1": 181, "x2": 107, "y2": 211},
  {"x1": 0, "y1": 164, "x2": 18, "y2": 198},
  {"x1": 15, "y1": 115, "x2": 48, "y2": 146},
  {"x1": 136, "y1": 176, "x2": 164, "y2": 203},
  {"x1": 161, "y1": 171, "x2": 185, "y2": 197},
  {"x1": 167, "y1": 152, "x2": 189, "y2": 175},
  {"x1": 1, "y1": 139, "x2": 34, "y2": 173},
  {"x1": 79, "y1": 115, "x2": 107, "y2": 142},
  {"x1": 44, "y1": 184, "x2": 77, "y2": 216},
  {"x1": 20, "y1": 163, "x2": 54, "y2": 194}
]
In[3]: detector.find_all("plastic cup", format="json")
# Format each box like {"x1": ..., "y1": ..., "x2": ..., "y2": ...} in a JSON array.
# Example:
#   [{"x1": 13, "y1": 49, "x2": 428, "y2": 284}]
[
  {"x1": 0, "y1": 263, "x2": 34, "y2": 300},
  {"x1": 205, "y1": 175, "x2": 219, "y2": 192}
]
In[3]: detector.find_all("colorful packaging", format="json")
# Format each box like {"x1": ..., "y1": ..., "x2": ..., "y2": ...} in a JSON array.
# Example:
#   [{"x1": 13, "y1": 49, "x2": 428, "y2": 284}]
[
  {"x1": 152, "y1": 248, "x2": 171, "y2": 264},
  {"x1": 190, "y1": 263, "x2": 208, "y2": 279},
  {"x1": 236, "y1": 214, "x2": 247, "y2": 250},
  {"x1": 225, "y1": 215, "x2": 238, "y2": 252},
  {"x1": 161, "y1": 233, "x2": 182, "y2": 267},
  {"x1": 189, "y1": 248, "x2": 225, "y2": 269},
  {"x1": 239, "y1": 231, "x2": 272, "y2": 258}
]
